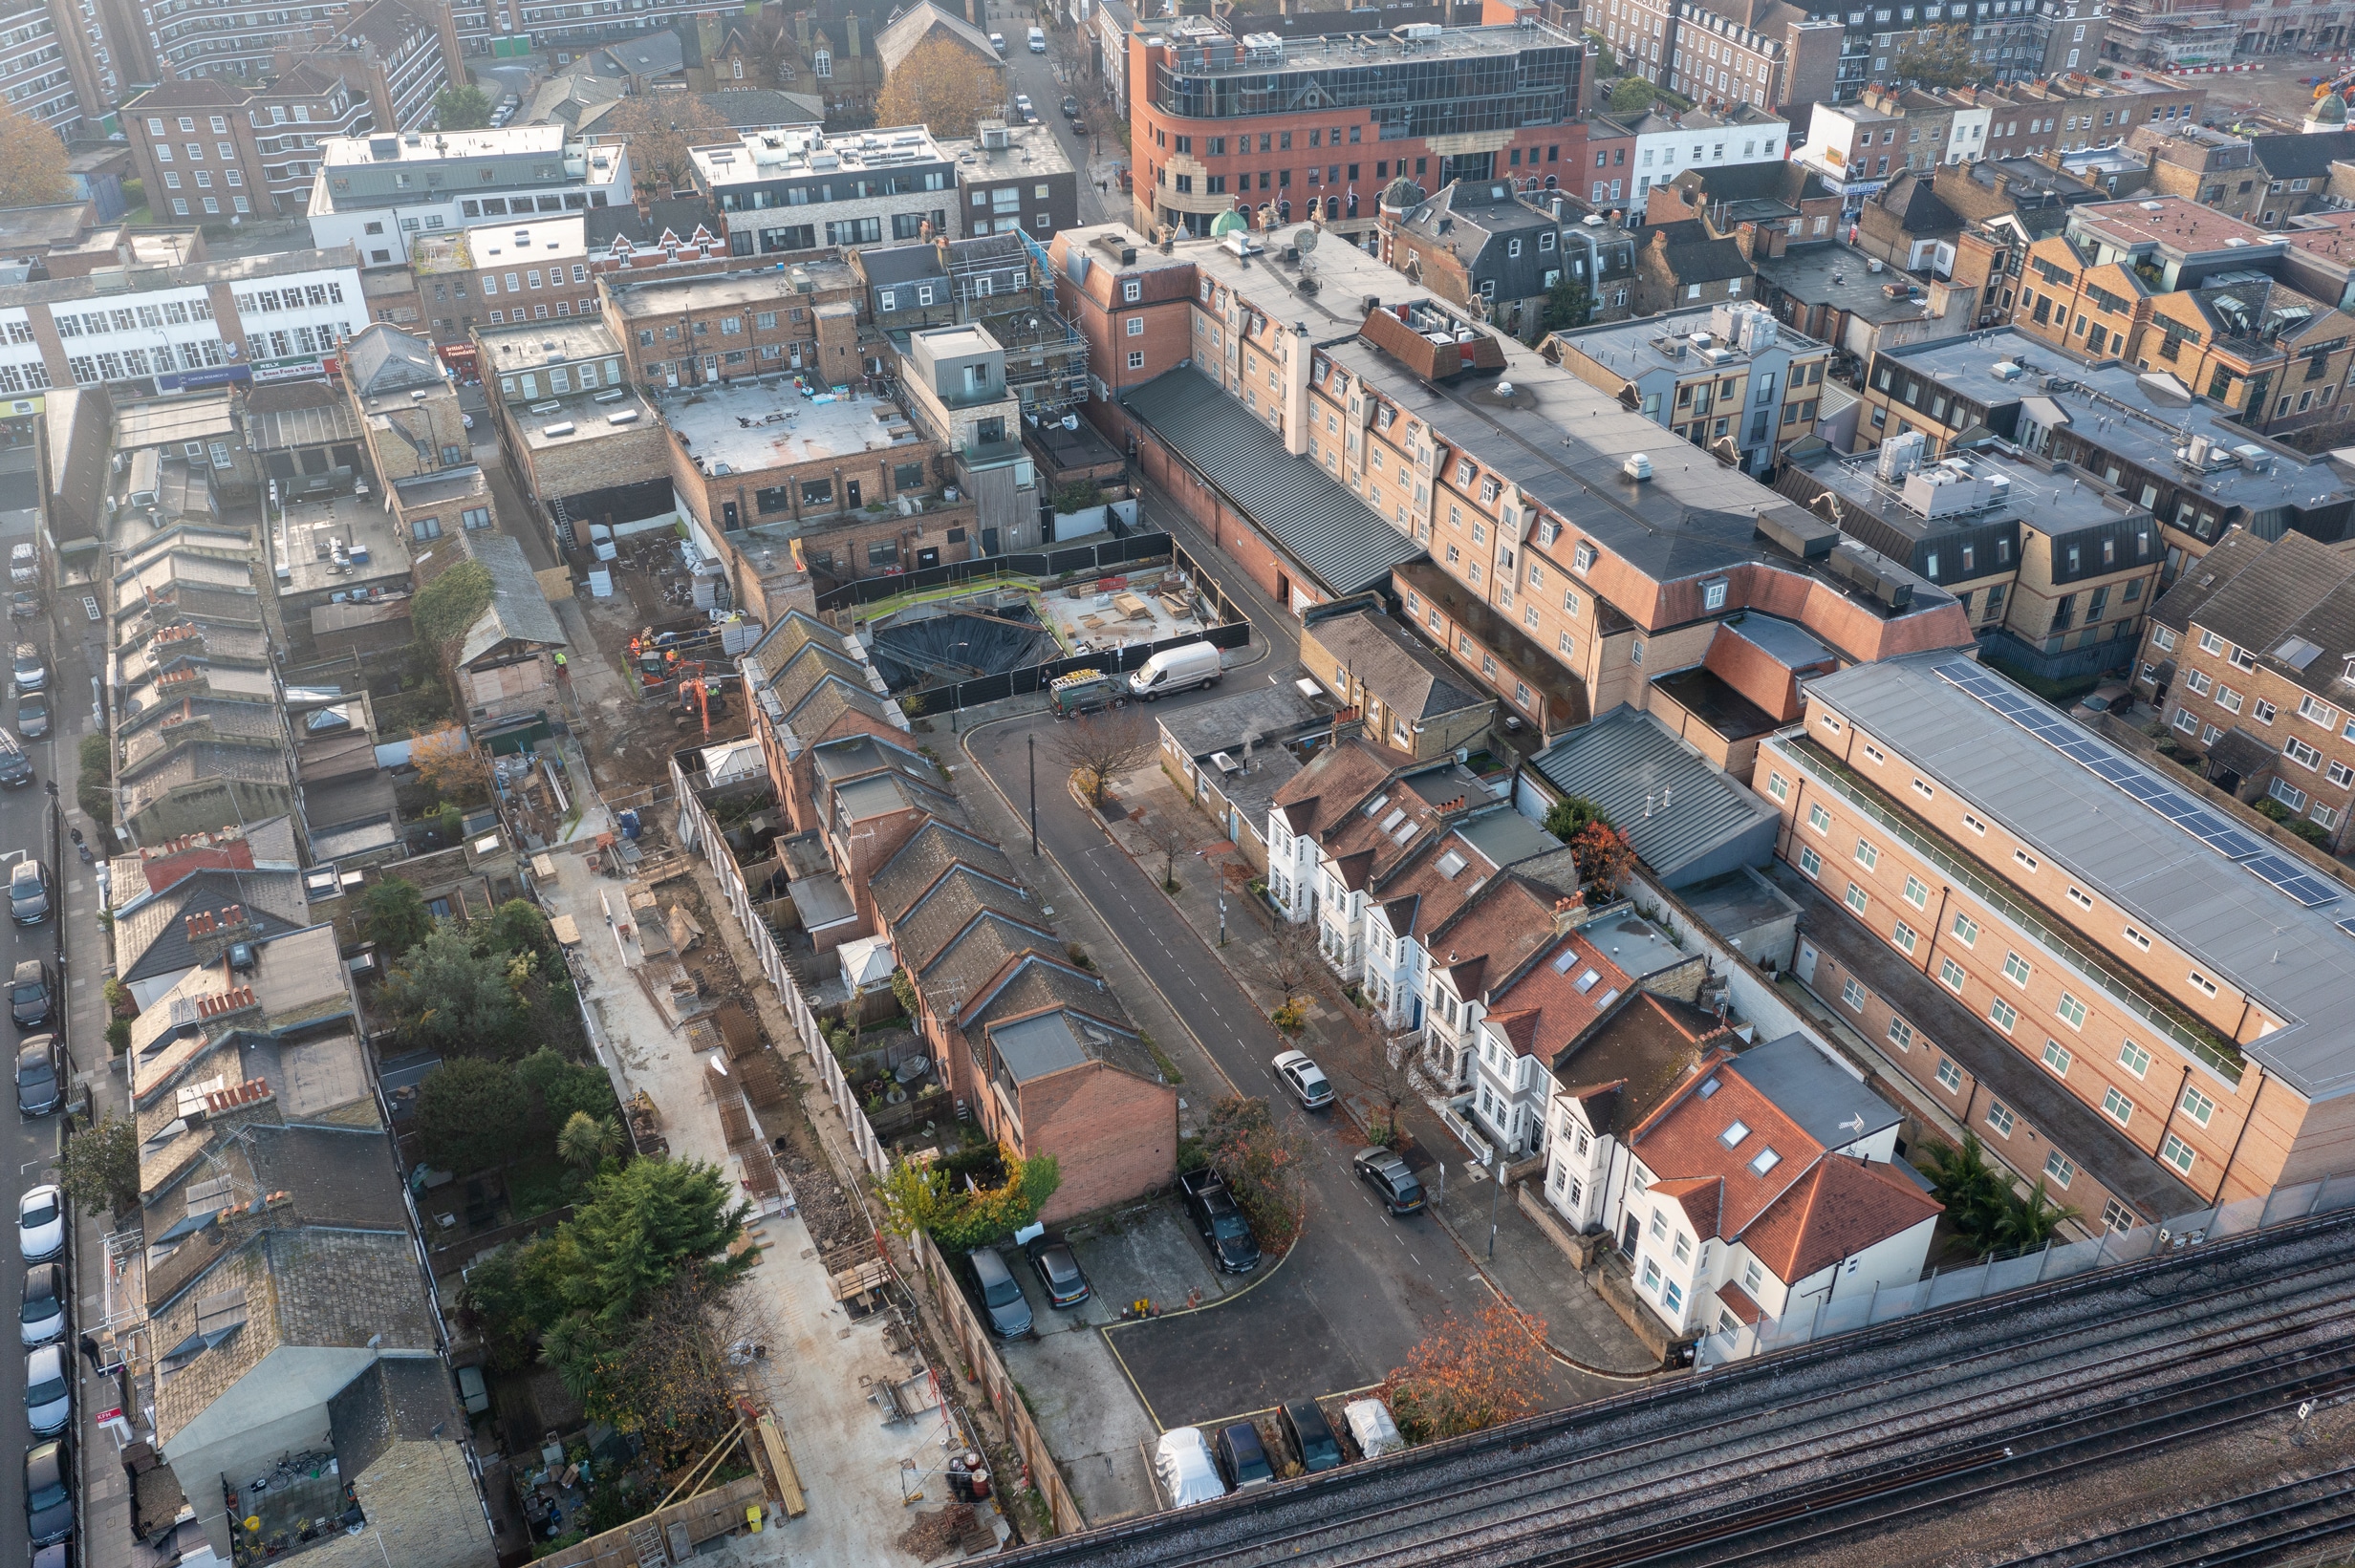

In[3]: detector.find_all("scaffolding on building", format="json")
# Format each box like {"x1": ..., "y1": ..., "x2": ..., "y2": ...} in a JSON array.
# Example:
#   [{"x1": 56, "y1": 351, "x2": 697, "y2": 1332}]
[{"x1": 945, "y1": 230, "x2": 1091, "y2": 416}]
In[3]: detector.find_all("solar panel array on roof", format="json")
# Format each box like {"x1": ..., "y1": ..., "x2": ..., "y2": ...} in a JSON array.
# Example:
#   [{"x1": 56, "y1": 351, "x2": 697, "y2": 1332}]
[{"x1": 1934, "y1": 661, "x2": 2342, "y2": 910}]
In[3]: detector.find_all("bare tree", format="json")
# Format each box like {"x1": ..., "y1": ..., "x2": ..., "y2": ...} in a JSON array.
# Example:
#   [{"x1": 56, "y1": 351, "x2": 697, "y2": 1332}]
[
  {"x1": 1146, "y1": 815, "x2": 1192, "y2": 893},
  {"x1": 1344, "y1": 1032, "x2": 1423, "y2": 1149},
  {"x1": 1263, "y1": 916, "x2": 1323, "y2": 1007},
  {"x1": 1050, "y1": 707, "x2": 1155, "y2": 807}
]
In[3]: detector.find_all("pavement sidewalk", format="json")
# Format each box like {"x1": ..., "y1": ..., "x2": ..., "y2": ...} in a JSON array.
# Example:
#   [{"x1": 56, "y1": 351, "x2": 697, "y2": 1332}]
[{"x1": 1091, "y1": 761, "x2": 1659, "y2": 1380}]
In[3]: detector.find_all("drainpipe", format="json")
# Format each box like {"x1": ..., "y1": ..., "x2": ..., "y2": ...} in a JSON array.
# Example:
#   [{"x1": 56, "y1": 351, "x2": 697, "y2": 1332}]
[
  {"x1": 2211, "y1": 1064, "x2": 2264, "y2": 1204},
  {"x1": 2151, "y1": 1063, "x2": 2193, "y2": 1171}
]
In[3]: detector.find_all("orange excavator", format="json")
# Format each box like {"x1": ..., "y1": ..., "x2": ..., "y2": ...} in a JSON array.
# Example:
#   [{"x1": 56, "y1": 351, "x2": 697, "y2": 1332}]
[{"x1": 681, "y1": 676, "x2": 711, "y2": 735}]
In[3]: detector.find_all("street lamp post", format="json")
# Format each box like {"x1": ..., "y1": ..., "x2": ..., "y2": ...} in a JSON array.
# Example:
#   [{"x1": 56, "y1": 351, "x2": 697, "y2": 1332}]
[
  {"x1": 1027, "y1": 732, "x2": 1038, "y2": 855},
  {"x1": 1488, "y1": 1149, "x2": 1502, "y2": 1258}
]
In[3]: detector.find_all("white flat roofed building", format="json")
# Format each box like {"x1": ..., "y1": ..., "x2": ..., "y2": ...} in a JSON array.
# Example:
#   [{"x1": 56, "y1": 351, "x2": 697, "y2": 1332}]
[
  {"x1": 308, "y1": 126, "x2": 630, "y2": 264},
  {"x1": 692, "y1": 126, "x2": 960, "y2": 260},
  {"x1": 0, "y1": 247, "x2": 364, "y2": 397}
]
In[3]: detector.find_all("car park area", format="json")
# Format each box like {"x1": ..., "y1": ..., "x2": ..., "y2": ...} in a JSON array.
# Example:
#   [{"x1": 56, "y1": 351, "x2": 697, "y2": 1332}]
[{"x1": 989, "y1": 1203, "x2": 1240, "y2": 1524}]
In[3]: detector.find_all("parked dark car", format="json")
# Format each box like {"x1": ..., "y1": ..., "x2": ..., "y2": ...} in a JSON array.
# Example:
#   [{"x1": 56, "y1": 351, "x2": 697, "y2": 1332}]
[
  {"x1": 1351, "y1": 1147, "x2": 1426, "y2": 1214},
  {"x1": 11, "y1": 960, "x2": 50, "y2": 1030},
  {"x1": 10, "y1": 951, "x2": 48, "y2": 1026},
  {"x1": 1178, "y1": 1167, "x2": 1260, "y2": 1273},
  {"x1": 1026, "y1": 1238, "x2": 1091, "y2": 1308},
  {"x1": 1061, "y1": 95, "x2": 1082, "y2": 119},
  {"x1": 14, "y1": 1034, "x2": 58, "y2": 1115},
  {"x1": 7, "y1": 590, "x2": 36, "y2": 622},
  {"x1": 1214, "y1": 1422, "x2": 1274, "y2": 1490},
  {"x1": 9, "y1": 858, "x2": 49, "y2": 925},
  {"x1": 19, "y1": 1261, "x2": 64, "y2": 1347},
  {"x1": 25, "y1": 1433, "x2": 71, "y2": 1547},
  {"x1": 1279, "y1": 1399, "x2": 1343, "y2": 1473},
  {"x1": 967, "y1": 1246, "x2": 1033, "y2": 1339},
  {"x1": 0, "y1": 727, "x2": 31, "y2": 788}
]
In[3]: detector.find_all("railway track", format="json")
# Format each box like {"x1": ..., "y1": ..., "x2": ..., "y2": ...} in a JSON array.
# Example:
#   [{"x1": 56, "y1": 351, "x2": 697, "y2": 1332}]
[
  {"x1": 1994, "y1": 1463, "x2": 2355, "y2": 1568},
  {"x1": 1003, "y1": 1206, "x2": 2355, "y2": 1568}
]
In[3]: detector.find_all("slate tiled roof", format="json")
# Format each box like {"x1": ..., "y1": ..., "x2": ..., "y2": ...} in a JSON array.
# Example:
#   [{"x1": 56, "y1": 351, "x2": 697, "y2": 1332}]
[
  {"x1": 343, "y1": 322, "x2": 442, "y2": 397},
  {"x1": 1307, "y1": 606, "x2": 1487, "y2": 721},
  {"x1": 873, "y1": 819, "x2": 1018, "y2": 926},
  {"x1": 457, "y1": 531, "x2": 565, "y2": 663},
  {"x1": 116, "y1": 870, "x2": 307, "y2": 982},
  {"x1": 153, "y1": 1227, "x2": 433, "y2": 1445},
  {"x1": 1122, "y1": 366, "x2": 1426, "y2": 596},
  {"x1": 875, "y1": 1, "x2": 1001, "y2": 76}
]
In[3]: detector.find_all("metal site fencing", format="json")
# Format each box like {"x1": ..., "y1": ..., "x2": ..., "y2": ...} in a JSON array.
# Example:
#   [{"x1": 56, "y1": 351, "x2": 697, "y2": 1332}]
[
  {"x1": 668, "y1": 752, "x2": 891, "y2": 1181},
  {"x1": 814, "y1": 532, "x2": 1175, "y2": 612},
  {"x1": 1697, "y1": 1171, "x2": 2355, "y2": 1369},
  {"x1": 905, "y1": 618, "x2": 1253, "y2": 718}
]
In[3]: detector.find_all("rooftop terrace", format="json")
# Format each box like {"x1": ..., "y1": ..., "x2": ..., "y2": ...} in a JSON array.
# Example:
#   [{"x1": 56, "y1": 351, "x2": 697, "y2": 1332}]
[
  {"x1": 688, "y1": 126, "x2": 954, "y2": 190},
  {"x1": 660, "y1": 379, "x2": 923, "y2": 477}
]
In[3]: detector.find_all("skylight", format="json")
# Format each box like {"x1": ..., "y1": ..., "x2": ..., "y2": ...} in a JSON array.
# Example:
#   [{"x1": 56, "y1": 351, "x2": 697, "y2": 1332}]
[
  {"x1": 1437, "y1": 850, "x2": 1467, "y2": 879},
  {"x1": 1748, "y1": 1148, "x2": 1782, "y2": 1177},
  {"x1": 1595, "y1": 988, "x2": 1620, "y2": 1010},
  {"x1": 1380, "y1": 807, "x2": 1408, "y2": 832},
  {"x1": 1697, "y1": 1076, "x2": 1721, "y2": 1099},
  {"x1": 1362, "y1": 794, "x2": 1391, "y2": 818},
  {"x1": 1572, "y1": 968, "x2": 1601, "y2": 994},
  {"x1": 1720, "y1": 1120, "x2": 1750, "y2": 1149}
]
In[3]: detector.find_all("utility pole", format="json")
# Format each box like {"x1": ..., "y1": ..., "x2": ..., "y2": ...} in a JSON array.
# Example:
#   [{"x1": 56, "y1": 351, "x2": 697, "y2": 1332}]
[
  {"x1": 1027, "y1": 732, "x2": 1038, "y2": 855},
  {"x1": 1488, "y1": 1149, "x2": 1502, "y2": 1259}
]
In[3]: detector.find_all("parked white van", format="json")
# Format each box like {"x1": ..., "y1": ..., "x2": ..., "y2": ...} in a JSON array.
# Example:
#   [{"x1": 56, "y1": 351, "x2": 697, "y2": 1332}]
[
  {"x1": 1027, "y1": 25, "x2": 1048, "y2": 51},
  {"x1": 1128, "y1": 640, "x2": 1221, "y2": 699}
]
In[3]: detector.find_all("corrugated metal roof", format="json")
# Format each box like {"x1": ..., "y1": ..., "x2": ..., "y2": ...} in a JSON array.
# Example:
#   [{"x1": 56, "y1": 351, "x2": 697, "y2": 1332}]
[
  {"x1": 1122, "y1": 367, "x2": 1425, "y2": 597},
  {"x1": 1531, "y1": 707, "x2": 1780, "y2": 883}
]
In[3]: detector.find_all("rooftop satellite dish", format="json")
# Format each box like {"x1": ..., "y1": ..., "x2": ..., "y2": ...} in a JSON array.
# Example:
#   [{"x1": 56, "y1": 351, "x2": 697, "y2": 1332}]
[{"x1": 1293, "y1": 226, "x2": 1320, "y2": 255}]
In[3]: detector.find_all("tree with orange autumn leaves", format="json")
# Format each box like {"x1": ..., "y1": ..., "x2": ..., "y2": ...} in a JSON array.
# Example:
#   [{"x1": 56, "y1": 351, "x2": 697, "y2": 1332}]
[{"x1": 1381, "y1": 1302, "x2": 1553, "y2": 1443}]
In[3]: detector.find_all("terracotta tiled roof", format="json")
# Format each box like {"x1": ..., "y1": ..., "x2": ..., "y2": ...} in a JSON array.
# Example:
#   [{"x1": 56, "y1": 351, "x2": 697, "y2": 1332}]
[
  {"x1": 1629, "y1": 1043, "x2": 1817, "y2": 1238},
  {"x1": 1713, "y1": 1278, "x2": 1764, "y2": 1326},
  {"x1": 1552, "y1": 992, "x2": 1730, "y2": 1137},
  {"x1": 1480, "y1": 930, "x2": 1631, "y2": 1059},
  {"x1": 1425, "y1": 876, "x2": 1559, "y2": 1003},
  {"x1": 1740, "y1": 1154, "x2": 1943, "y2": 1282},
  {"x1": 1649, "y1": 1174, "x2": 1722, "y2": 1238}
]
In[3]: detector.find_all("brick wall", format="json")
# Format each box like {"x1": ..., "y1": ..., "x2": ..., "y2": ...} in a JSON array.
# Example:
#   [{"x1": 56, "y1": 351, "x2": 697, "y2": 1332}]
[
  {"x1": 1023, "y1": 1063, "x2": 1178, "y2": 1221},
  {"x1": 509, "y1": 419, "x2": 671, "y2": 510}
]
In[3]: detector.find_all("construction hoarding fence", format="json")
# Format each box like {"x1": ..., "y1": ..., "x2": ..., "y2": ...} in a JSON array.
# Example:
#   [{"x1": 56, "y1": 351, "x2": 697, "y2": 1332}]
[
  {"x1": 913, "y1": 1229, "x2": 1088, "y2": 1538},
  {"x1": 813, "y1": 533, "x2": 1173, "y2": 612}
]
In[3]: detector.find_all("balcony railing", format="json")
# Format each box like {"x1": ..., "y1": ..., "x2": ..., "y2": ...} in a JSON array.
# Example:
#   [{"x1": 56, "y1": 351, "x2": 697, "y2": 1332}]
[{"x1": 1777, "y1": 732, "x2": 2245, "y2": 1085}]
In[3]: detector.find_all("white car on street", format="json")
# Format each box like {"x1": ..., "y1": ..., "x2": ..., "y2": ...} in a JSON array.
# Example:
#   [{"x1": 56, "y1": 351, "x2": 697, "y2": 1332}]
[{"x1": 17, "y1": 1185, "x2": 61, "y2": 1263}]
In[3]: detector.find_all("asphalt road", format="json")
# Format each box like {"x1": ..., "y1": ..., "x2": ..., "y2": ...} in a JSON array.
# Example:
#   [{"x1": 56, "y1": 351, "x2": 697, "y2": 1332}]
[
  {"x1": 985, "y1": 1, "x2": 1124, "y2": 229},
  {"x1": 0, "y1": 441, "x2": 79, "y2": 1567},
  {"x1": 961, "y1": 660, "x2": 1590, "y2": 1430}
]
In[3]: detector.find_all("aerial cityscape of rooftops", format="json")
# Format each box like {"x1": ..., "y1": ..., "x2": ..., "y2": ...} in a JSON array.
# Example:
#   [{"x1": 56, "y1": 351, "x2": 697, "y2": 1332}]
[{"x1": 10, "y1": 0, "x2": 2355, "y2": 1561}]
